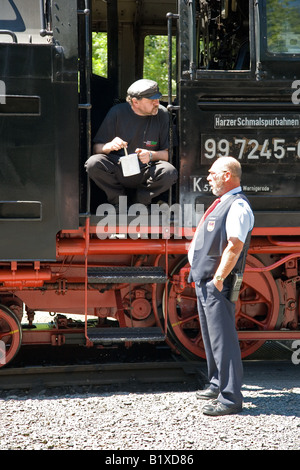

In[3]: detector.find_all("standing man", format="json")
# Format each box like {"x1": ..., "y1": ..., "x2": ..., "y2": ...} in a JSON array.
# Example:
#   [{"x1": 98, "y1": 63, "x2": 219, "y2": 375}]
[
  {"x1": 85, "y1": 79, "x2": 177, "y2": 207},
  {"x1": 188, "y1": 156, "x2": 254, "y2": 416}
]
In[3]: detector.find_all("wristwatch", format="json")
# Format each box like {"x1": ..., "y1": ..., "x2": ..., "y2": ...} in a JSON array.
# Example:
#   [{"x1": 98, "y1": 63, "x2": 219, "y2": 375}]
[
  {"x1": 149, "y1": 152, "x2": 153, "y2": 162},
  {"x1": 214, "y1": 275, "x2": 224, "y2": 282}
]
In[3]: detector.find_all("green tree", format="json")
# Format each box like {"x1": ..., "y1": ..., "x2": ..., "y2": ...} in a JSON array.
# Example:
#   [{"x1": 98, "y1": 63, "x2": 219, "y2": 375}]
[
  {"x1": 92, "y1": 33, "x2": 176, "y2": 95},
  {"x1": 143, "y1": 35, "x2": 176, "y2": 95},
  {"x1": 267, "y1": 0, "x2": 300, "y2": 53},
  {"x1": 92, "y1": 32, "x2": 108, "y2": 77}
]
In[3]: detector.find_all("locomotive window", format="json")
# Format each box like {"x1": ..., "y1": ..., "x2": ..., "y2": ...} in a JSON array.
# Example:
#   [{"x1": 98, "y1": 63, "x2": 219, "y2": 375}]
[
  {"x1": 143, "y1": 35, "x2": 176, "y2": 96},
  {"x1": 92, "y1": 32, "x2": 108, "y2": 78},
  {"x1": 196, "y1": 0, "x2": 250, "y2": 71},
  {"x1": 267, "y1": 0, "x2": 300, "y2": 54}
]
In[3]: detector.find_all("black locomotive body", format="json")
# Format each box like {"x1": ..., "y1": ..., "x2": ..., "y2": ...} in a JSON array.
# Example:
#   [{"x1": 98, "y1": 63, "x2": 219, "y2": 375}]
[{"x1": 0, "y1": 0, "x2": 300, "y2": 367}]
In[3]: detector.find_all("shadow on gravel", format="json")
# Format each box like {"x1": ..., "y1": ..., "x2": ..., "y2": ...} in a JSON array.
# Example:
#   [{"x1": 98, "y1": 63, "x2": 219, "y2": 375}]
[
  {"x1": 240, "y1": 361, "x2": 300, "y2": 417},
  {"x1": 241, "y1": 387, "x2": 300, "y2": 417}
]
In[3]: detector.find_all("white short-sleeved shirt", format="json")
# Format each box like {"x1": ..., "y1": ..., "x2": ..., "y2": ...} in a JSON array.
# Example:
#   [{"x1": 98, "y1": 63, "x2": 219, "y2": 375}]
[{"x1": 223, "y1": 187, "x2": 254, "y2": 242}]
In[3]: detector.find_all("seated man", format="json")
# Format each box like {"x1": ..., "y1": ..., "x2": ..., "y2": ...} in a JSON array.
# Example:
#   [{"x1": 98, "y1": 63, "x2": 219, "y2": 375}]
[{"x1": 85, "y1": 79, "x2": 178, "y2": 207}]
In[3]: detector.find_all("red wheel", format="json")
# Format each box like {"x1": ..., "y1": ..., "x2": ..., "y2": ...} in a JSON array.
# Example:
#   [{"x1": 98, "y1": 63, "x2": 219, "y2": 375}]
[
  {"x1": 165, "y1": 258, "x2": 204, "y2": 360},
  {"x1": 236, "y1": 255, "x2": 281, "y2": 357},
  {"x1": 165, "y1": 256, "x2": 281, "y2": 360},
  {"x1": 0, "y1": 305, "x2": 22, "y2": 368}
]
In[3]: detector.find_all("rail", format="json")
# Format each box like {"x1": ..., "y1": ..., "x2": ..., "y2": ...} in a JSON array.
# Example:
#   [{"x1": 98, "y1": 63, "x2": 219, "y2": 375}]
[{"x1": 0, "y1": 361, "x2": 205, "y2": 391}]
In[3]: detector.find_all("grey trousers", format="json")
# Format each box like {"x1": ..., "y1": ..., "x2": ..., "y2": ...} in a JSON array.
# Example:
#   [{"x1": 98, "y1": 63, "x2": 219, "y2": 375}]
[
  {"x1": 195, "y1": 279, "x2": 243, "y2": 407},
  {"x1": 85, "y1": 153, "x2": 178, "y2": 206}
]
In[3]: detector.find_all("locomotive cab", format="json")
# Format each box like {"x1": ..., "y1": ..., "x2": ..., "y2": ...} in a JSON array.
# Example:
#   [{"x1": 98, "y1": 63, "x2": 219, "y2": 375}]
[{"x1": 178, "y1": 0, "x2": 300, "y2": 230}]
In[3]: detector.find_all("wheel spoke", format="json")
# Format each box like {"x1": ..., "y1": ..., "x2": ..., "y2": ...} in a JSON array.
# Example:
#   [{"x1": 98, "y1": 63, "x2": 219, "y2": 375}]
[
  {"x1": 238, "y1": 309, "x2": 270, "y2": 328},
  {"x1": 0, "y1": 329, "x2": 19, "y2": 340},
  {"x1": 171, "y1": 312, "x2": 198, "y2": 328}
]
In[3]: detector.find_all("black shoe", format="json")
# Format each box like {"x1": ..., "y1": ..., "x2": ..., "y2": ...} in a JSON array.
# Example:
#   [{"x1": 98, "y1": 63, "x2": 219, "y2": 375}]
[
  {"x1": 196, "y1": 388, "x2": 219, "y2": 400},
  {"x1": 202, "y1": 401, "x2": 243, "y2": 416}
]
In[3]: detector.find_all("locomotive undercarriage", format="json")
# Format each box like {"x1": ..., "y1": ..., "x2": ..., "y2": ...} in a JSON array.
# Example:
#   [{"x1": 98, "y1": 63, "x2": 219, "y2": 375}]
[{"x1": 1, "y1": 224, "x2": 300, "y2": 367}]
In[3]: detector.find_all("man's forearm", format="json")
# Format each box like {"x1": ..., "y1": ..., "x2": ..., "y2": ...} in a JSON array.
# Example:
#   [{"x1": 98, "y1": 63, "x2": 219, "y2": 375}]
[
  {"x1": 152, "y1": 149, "x2": 169, "y2": 162},
  {"x1": 93, "y1": 142, "x2": 108, "y2": 154},
  {"x1": 213, "y1": 237, "x2": 244, "y2": 290},
  {"x1": 215, "y1": 247, "x2": 242, "y2": 279},
  {"x1": 93, "y1": 137, "x2": 128, "y2": 155}
]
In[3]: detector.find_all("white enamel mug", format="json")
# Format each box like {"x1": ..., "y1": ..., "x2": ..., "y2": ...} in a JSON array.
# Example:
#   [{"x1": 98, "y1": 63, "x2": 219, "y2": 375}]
[{"x1": 119, "y1": 153, "x2": 141, "y2": 177}]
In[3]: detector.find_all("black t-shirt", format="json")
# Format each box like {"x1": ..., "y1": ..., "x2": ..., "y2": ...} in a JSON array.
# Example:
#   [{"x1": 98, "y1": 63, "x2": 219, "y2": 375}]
[{"x1": 93, "y1": 102, "x2": 169, "y2": 157}]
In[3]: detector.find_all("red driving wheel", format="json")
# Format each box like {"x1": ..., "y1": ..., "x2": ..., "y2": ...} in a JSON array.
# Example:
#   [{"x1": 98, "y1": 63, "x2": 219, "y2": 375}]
[
  {"x1": 0, "y1": 305, "x2": 22, "y2": 368},
  {"x1": 236, "y1": 254, "x2": 281, "y2": 357},
  {"x1": 165, "y1": 255, "x2": 280, "y2": 360}
]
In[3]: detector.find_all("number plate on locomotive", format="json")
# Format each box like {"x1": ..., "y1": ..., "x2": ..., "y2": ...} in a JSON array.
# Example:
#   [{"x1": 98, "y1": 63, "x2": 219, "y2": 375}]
[
  {"x1": 202, "y1": 134, "x2": 300, "y2": 162},
  {"x1": 201, "y1": 113, "x2": 300, "y2": 162}
]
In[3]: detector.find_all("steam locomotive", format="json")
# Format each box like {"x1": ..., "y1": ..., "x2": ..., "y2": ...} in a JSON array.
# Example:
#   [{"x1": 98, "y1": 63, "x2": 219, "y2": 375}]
[{"x1": 0, "y1": 0, "x2": 300, "y2": 367}]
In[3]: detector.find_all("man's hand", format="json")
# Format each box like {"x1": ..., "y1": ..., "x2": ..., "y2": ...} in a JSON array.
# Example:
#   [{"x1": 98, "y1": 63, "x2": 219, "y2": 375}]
[
  {"x1": 213, "y1": 277, "x2": 224, "y2": 292},
  {"x1": 135, "y1": 148, "x2": 169, "y2": 163},
  {"x1": 135, "y1": 148, "x2": 152, "y2": 164},
  {"x1": 94, "y1": 137, "x2": 128, "y2": 155}
]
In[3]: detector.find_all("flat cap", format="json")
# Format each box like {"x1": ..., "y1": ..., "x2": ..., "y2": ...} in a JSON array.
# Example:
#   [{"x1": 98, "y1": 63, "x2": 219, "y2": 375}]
[{"x1": 127, "y1": 79, "x2": 162, "y2": 100}]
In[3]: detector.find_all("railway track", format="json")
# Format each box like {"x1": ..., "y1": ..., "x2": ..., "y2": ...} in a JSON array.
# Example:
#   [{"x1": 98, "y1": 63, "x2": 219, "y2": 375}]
[
  {"x1": 0, "y1": 360, "x2": 205, "y2": 391},
  {"x1": 0, "y1": 343, "x2": 207, "y2": 391},
  {"x1": 0, "y1": 340, "x2": 293, "y2": 391}
]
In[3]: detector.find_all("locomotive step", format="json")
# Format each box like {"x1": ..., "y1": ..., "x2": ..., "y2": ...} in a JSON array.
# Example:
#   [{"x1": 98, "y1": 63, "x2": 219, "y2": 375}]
[
  {"x1": 87, "y1": 327, "x2": 165, "y2": 343},
  {"x1": 87, "y1": 266, "x2": 167, "y2": 284}
]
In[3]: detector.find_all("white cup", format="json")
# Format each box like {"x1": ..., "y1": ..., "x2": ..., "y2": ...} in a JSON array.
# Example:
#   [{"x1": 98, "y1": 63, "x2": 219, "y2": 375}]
[{"x1": 119, "y1": 153, "x2": 141, "y2": 177}]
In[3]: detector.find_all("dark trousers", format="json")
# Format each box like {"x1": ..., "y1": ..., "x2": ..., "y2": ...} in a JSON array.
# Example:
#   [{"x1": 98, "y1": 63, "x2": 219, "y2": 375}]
[
  {"x1": 195, "y1": 279, "x2": 243, "y2": 407},
  {"x1": 85, "y1": 153, "x2": 178, "y2": 206}
]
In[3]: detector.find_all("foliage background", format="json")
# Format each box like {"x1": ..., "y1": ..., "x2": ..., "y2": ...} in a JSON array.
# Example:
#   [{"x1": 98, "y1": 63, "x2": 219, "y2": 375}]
[{"x1": 92, "y1": 33, "x2": 176, "y2": 95}]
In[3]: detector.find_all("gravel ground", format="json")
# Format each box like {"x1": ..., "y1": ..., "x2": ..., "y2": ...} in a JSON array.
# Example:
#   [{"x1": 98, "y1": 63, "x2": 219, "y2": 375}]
[{"x1": 0, "y1": 360, "x2": 299, "y2": 451}]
